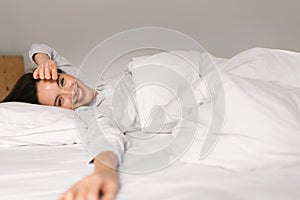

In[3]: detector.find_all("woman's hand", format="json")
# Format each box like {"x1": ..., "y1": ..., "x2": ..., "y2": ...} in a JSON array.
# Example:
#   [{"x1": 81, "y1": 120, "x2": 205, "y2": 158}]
[
  {"x1": 33, "y1": 59, "x2": 58, "y2": 80},
  {"x1": 60, "y1": 151, "x2": 120, "y2": 200},
  {"x1": 59, "y1": 168, "x2": 119, "y2": 200},
  {"x1": 32, "y1": 53, "x2": 58, "y2": 80}
]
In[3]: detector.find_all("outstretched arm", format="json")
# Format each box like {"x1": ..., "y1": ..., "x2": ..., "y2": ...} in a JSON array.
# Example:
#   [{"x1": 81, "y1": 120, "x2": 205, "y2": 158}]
[{"x1": 60, "y1": 151, "x2": 120, "y2": 200}]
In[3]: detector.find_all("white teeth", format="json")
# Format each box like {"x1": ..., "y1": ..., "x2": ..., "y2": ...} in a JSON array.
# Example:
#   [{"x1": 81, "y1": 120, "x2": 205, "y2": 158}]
[{"x1": 78, "y1": 88, "x2": 82, "y2": 103}]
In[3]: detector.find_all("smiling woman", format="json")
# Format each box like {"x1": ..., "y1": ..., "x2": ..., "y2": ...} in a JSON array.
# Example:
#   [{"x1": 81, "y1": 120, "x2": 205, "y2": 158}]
[
  {"x1": 1, "y1": 43, "x2": 126, "y2": 200},
  {"x1": 0, "y1": 68, "x2": 94, "y2": 109},
  {"x1": 36, "y1": 71, "x2": 97, "y2": 109},
  {"x1": 3, "y1": 42, "x2": 300, "y2": 200}
]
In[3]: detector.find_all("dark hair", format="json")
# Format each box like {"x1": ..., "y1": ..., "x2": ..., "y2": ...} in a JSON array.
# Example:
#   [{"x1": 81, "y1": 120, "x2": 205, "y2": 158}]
[
  {"x1": 1, "y1": 73, "x2": 40, "y2": 104},
  {"x1": 1, "y1": 69, "x2": 64, "y2": 104}
]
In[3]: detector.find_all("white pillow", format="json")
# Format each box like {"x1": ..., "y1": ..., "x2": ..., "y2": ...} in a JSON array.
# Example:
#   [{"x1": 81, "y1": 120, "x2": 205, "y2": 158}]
[
  {"x1": 127, "y1": 50, "x2": 218, "y2": 130},
  {"x1": 0, "y1": 102, "x2": 83, "y2": 147}
]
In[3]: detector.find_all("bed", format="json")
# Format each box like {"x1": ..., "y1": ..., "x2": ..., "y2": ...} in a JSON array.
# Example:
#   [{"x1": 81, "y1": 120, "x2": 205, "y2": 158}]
[
  {"x1": 1, "y1": 47, "x2": 300, "y2": 200},
  {"x1": 1, "y1": 144, "x2": 300, "y2": 200}
]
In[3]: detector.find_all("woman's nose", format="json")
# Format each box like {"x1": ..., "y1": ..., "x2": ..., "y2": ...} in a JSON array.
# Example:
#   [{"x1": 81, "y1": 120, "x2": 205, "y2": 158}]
[{"x1": 62, "y1": 88, "x2": 75, "y2": 98}]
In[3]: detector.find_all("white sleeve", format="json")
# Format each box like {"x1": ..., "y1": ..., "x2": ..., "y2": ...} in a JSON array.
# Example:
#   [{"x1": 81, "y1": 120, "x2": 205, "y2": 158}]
[
  {"x1": 28, "y1": 43, "x2": 73, "y2": 68},
  {"x1": 77, "y1": 108, "x2": 131, "y2": 164}
]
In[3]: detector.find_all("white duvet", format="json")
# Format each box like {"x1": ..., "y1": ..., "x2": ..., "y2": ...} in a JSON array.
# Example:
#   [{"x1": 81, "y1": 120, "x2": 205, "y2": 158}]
[
  {"x1": 127, "y1": 47, "x2": 300, "y2": 171},
  {"x1": 1, "y1": 47, "x2": 300, "y2": 172}
]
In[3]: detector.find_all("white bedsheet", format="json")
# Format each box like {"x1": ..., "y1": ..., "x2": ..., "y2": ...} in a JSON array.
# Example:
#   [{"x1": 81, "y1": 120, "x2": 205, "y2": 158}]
[
  {"x1": 1, "y1": 47, "x2": 300, "y2": 199},
  {"x1": 0, "y1": 144, "x2": 299, "y2": 200}
]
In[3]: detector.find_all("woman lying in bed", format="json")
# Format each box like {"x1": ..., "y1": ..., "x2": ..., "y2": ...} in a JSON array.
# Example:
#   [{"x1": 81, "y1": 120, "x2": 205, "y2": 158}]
[
  {"x1": 2, "y1": 44, "x2": 126, "y2": 200},
  {"x1": 3, "y1": 44, "x2": 300, "y2": 200}
]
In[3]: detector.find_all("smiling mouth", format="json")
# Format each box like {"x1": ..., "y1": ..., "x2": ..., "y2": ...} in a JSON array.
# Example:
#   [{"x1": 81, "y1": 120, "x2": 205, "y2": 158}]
[
  {"x1": 73, "y1": 82, "x2": 79, "y2": 106},
  {"x1": 77, "y1": 86, "x2": 83, "y2": 103},
  {"x1": 72, "y1": 81, "x2": 85, "y2": 107}
]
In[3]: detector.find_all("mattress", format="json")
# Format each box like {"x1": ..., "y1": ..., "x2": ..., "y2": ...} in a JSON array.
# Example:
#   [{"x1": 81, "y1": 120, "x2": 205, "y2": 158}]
[{"x1": 0, "y1": 144, "x2": 299, "y2": 200}]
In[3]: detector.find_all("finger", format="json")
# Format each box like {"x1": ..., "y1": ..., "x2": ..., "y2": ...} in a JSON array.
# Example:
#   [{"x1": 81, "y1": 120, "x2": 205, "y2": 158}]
[
  {"x1": 86, "y1": 192, "x2": 99, "y2": 200},
  {"x1": 73, "y1": 186, "x2": 87, "y2": 200},
  {"x1": 60, "y1": 191, "x2": 74, "y2": 200},
  {"x1": 86, "y1": 185, "x2": 102, "y2": 200},
  {"x1": 33, "y1": 68, "x2": 40, "y2": 79},
  {"x1": 39, "y1": 64, "x2": 45, "y2": 79},
  {"x1": 52, "y1": 68, "x2": 58, "y2": 80},
  {"x1": 74, "y1": 181, "x2": 103, "y2": 200},
  {"x1": 44, "y1": 63, "x2": 51, "y2": 79},
  {"x1": 101, "y1": 184, "x2": 118, "y2": 200},
  {"x1": 73, "y1": 193, "x2": 85, "y2": 200}
]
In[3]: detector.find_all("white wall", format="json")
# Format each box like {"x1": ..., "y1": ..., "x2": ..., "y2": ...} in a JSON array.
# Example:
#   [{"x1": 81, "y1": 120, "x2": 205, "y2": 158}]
[{"x1": 0, "y1": 0, "x2": 299, "y2": 71}]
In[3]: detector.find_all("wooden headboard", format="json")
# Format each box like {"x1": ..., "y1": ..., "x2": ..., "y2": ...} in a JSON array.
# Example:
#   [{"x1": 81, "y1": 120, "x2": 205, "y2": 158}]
[{"x1": 0, "y1": 56, "x2": 25, "y2": 101}]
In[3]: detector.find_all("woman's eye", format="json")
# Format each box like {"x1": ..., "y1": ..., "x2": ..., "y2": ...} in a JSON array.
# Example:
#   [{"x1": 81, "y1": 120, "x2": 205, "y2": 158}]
[
  {"x1": 60, "y1": 77, "x2": 65, "y2": 87},
  {"x1": 58, "y1": 97, "x2": 63, "y2": 107}
]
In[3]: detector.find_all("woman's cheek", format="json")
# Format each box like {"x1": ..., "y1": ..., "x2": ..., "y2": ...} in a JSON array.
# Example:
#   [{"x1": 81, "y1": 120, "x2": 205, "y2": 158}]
[{"x1": 64, "y1": 99, "x2": 74, "y2": 109}]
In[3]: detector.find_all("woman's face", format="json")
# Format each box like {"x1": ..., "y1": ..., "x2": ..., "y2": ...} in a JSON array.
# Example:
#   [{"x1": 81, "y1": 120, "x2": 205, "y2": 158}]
[{"x1": 36, "y1": 73, "x2": 97, "y2": 109}]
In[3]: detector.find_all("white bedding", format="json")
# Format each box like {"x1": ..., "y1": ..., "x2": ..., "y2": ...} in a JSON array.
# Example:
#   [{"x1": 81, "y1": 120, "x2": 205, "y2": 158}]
[
  {"x1": 1, "y1": 47, "x2": 300, "y2": 199},
  {"x1": 127, "y1": 48, "x2": 300, "y2": 171},
  {"x1": 0, "y1": 144, "x2": 299, "y2": 200},
  {"x1": 0, "y1": 102, "x2": 82, "y2": 146}
]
